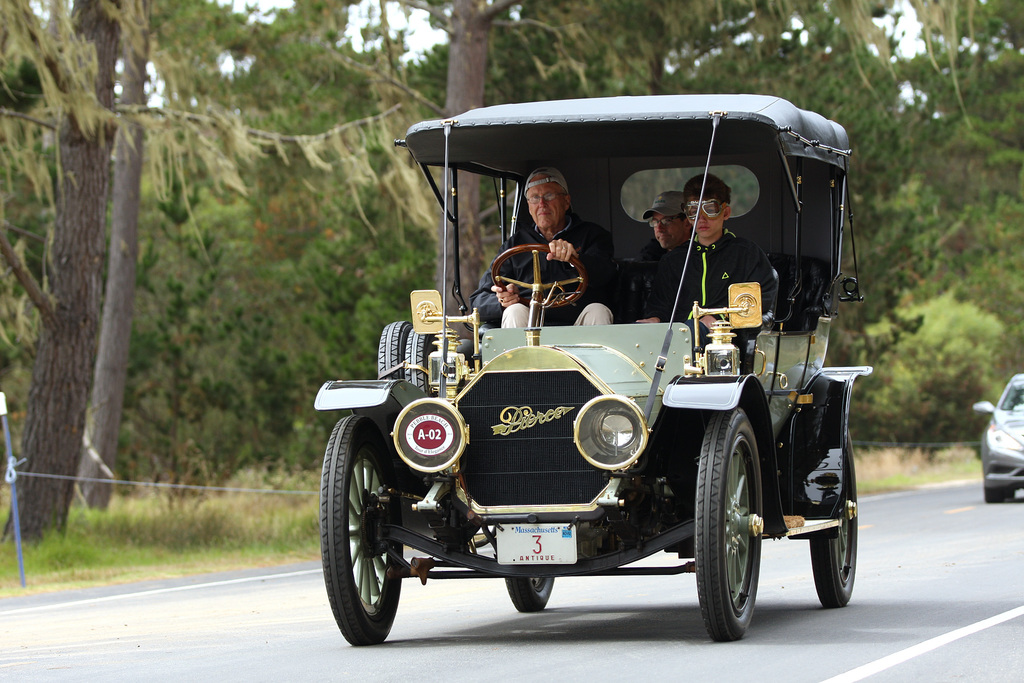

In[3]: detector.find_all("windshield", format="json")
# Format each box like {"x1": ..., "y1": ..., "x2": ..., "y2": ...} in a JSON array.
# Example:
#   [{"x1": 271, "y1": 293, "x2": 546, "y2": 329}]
[{"x1": 999, "y1": 383, "x2": 1024, "y2": 412}]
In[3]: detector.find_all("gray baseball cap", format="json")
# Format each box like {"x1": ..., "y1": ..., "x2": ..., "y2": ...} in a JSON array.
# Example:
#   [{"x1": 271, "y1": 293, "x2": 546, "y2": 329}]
[
  {"x1": 525, "y1": 167, "x2": 569, "y2": 193},
  {"x1": 642, "y1": 190, "x2": 686, "y2": 219}
]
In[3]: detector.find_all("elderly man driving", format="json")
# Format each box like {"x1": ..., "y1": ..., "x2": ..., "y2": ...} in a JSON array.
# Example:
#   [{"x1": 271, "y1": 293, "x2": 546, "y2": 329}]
[{"x1": 470, "y1": 167, "x2": 616, "y2": 327}]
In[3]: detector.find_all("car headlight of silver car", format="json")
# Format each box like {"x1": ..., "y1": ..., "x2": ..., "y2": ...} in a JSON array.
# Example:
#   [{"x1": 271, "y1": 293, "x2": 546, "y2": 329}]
[
  {"x1": 394, "y1": 398, "x2": 468, "y2": 472},
  {"x1": 574, "y1": 395, "x2": 648, "y2": 470},
  {"x1": 987, "y1": 424, "x2": 1024, "y2": 453}
]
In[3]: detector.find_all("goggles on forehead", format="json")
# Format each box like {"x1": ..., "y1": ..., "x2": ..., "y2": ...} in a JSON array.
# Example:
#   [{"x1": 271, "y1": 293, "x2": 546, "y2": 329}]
[{"x1": 684, "y1": 199, "x2": 726, "y2": 219}]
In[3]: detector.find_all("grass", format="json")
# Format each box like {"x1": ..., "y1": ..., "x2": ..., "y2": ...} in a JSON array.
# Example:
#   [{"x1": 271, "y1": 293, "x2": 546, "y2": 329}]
[
  {"x1": 0, "y1": 469, "x2": 321, "y2": 598},
  {"x1": 855, "y1": 445, "x2": 981, "y2": 494},
  {"x1": 1, "y1": 449, "x2": 981, "y2": 597}
]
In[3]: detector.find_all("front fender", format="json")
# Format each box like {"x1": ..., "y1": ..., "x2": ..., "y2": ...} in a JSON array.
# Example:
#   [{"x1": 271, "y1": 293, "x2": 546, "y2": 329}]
[
  {"x1": 662, "y1": 374, "x2": 786, "y2": 536},
  {"x1": 314, "y1": 379, "x2": 424, "y2": 412},
  {"x1": 663, "y1": 375, "x2": 752, "y2": 410},
  {"x1": 315, "y1": 379, "x2": 430, "y2": 497}
]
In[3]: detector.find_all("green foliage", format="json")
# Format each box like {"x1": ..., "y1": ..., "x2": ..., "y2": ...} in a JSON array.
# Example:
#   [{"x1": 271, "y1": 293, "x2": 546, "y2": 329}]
[
  {"x1": 849, "y1": 293, "x2": 1004, "y2": 443},
  {"x1": 937, "y1": 198, "x2": 1024, "y2": 372},
  {"x1": 0, "y1": 59, "x2": 43, "y2": 112},
  {"x1": 301, "y1": 230, "x2": 436, "y2": 381},
  {"x1": 125, "y1": 199, "x2": 234, "y2": 485},
  {"x1": 116, "y1": 165, "x2": 434, "y2": 485},
  {"x1": 0, "y1": 0, "x2": 435, "y2": 491}
]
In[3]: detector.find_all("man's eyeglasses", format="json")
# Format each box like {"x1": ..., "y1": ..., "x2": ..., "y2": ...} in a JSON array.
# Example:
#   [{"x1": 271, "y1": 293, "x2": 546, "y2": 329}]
[
  {"x1": 648, "y1": 215, "x2": 683, "y2": 228},
  {"x1": 684, "y1": 199, "x2": 726, "y2": 219},
  {"x1": 526, "y1": 192, "x2": 567, "y2": 205}
]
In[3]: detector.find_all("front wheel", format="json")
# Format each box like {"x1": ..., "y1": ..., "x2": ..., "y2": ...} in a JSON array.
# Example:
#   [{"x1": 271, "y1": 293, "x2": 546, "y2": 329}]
[
  {"x1": 809, "y1": 444, "x2": 858, "y2": 608},
  {"x1": 505, "y1": 577, "x2": 555, "y2": 612},
  {"x1": 695, "y1": 409, "x2": 763, "y2": 642},
  {"x1": 320, "y1": 415, "x2": 402, "y2": 645},
  {"x1": 984, "y1": 485, "x2": 1010, "y2": 504}
]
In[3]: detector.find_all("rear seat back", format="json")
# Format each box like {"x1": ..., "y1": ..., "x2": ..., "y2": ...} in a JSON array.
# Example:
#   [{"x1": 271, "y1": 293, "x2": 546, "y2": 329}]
[
  {"x1": 767, "y1": 254, "x2": 832, "y2": 332},
  {"x1": 611, "y1": 260, "x2": 659, "y2": 324}
]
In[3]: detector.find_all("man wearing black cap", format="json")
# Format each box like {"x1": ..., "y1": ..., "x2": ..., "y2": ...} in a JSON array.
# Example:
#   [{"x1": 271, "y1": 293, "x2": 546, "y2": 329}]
[
  {"x1": 639, "y1": 190, "x2": 692, "y2": 260},
  {"x1": 470, "y1": 166, "x2": 616, "y2": 327}
]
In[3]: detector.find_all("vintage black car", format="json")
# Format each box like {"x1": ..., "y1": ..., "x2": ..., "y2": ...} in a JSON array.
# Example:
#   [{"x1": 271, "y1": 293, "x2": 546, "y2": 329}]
[{"x1": 315, "y1": 94, "x2": 872, "y2": 645}]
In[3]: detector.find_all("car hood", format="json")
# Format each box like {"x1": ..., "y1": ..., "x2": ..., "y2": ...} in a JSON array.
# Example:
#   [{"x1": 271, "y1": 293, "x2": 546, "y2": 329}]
[{"x1": 993, "y1": 412, "x2": 1024, "y2": 438}]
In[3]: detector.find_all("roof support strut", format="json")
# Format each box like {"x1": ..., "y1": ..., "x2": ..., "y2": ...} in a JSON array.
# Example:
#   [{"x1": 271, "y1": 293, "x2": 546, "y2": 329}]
[{"x1": 643, "y1": 112, "x2": 724, "y2": 423}]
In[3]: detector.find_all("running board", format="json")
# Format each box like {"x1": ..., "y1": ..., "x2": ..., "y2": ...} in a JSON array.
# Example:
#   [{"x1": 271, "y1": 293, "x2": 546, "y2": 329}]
[{"x1": 773, "y1": 516, "x2": 841, "y2": 538}]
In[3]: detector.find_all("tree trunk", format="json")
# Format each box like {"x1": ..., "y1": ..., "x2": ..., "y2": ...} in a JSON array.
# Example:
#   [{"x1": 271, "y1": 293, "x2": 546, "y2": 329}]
[
  {"x1": 5, "y1": 0, "x2": 120, "y2": 541},
  {"x1": 437, "y1": 0, "x2": 492, "y2": 311},
  {"x1": 78, "y1": 0, "x2": 149, "y2": 508}
]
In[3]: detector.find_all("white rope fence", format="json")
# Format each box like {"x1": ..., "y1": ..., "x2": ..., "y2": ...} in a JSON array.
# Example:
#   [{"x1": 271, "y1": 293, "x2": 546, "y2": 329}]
[{"x1": 11, "y1": 470, "x2": 317, "y2": 495}]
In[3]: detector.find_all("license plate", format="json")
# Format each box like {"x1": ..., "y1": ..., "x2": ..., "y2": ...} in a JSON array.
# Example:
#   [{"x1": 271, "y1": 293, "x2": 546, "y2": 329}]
[{"x1": 496, "y1": 523, "x2": 577, "y2": 565}]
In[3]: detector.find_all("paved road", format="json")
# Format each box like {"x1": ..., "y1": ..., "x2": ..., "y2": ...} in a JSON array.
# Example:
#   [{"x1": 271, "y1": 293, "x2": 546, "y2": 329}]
[{"x1": 2, "y1": 481, "x2": 1023, "y2": 682}]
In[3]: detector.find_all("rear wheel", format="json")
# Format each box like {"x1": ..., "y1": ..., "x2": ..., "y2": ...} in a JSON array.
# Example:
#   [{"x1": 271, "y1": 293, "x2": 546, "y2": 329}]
[
  {"x1": 695, "y1": 409, "x2": 762, "y2": 642},
  {"x1": 320, "y1": 415, "x2": 402, "y2": 645},
  {"x1": 377, "y1": 321, "x2": 411, "y2": 380},
  {"x1": 505, "y1": 577, "x2": 555, "y2": 612},
  {"x1": 810, "y1": 445, "x2": 858, "y2": 608},
  {"x1": 404, "y1": 330, "x2": 435, "y2": 391}
]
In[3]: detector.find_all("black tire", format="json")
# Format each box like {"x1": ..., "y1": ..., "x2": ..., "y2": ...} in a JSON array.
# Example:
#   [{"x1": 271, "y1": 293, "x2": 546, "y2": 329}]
[
  {"x1": 377, "y1": 321, "x2": 412, "y2": 379},
  {"x1": 984, "y1": 486, "x2": 1009, "y2": 504},
  {"x1": 320, "y1": 415, "x2": 402, "y2": 645},
  {"x1": 695, "y1": 409, "x2": 762, "y2": 642},
  {"x1": 505, "y1": 577, "x2": 555, "y2": 612},
  {"x1": 810, "y1": 444, "x2": 858, "y2": 608},
  {"x1": 404, "y1": 330, "x2": 435, "y2": 391}
]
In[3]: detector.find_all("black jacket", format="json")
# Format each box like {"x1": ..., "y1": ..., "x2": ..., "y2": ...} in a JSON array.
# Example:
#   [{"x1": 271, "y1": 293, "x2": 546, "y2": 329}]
[
  {"x1": 470, "y1": 213, "x2": 616, "y2": 325},
  {"x1": 644, "y1": 230, "x2": 778, "y2": 324},
  {"x1": 638, "y1": 238, "x2": 668, "y2": 261}
]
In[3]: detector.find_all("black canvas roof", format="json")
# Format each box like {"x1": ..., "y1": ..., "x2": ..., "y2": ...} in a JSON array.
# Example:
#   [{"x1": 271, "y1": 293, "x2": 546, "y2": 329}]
[{"x1": 403, "y1": 94, "x2": 850, "y2": 176}]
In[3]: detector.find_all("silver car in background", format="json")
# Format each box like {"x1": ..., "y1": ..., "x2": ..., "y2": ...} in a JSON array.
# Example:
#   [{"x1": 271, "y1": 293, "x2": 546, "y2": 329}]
[{"x1": 973, "y1": 373, "x2": 1024, "y2": 503}]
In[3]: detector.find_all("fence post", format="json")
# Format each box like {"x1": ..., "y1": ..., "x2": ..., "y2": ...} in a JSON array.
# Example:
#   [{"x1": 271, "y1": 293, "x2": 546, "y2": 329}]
[{"x1": 1, "y1": 392, "x2": 26, "y2": 587}]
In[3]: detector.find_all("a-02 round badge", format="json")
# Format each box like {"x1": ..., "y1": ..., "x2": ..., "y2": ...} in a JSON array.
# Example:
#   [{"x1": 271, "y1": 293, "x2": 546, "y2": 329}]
[
  {"x1": 392, "y1": 398, "x2": 467, "y2": 472},
  {"x1": 405, "y1": 413, "x2": 454, "y2": 457}
]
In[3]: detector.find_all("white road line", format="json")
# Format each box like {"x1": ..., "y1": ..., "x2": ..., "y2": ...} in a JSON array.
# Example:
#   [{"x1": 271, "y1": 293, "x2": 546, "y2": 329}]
[
  {"x1": 820, "y1": 604, "x2": 1024, "y2": 683},
  {"x1": 0, "y1": 568, "x2": 321, "y2": 616}
]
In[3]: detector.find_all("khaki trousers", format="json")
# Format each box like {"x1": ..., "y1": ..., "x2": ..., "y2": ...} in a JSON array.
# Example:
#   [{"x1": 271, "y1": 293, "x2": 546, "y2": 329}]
[{"x1": 501, "y1": 302, "x2": 613, "y2": 328}]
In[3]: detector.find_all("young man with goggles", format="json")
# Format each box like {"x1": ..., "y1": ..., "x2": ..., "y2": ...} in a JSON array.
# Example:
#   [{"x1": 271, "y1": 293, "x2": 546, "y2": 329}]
[{"x1": 639, "y1": 173, "x2": 777, "y2": 335}]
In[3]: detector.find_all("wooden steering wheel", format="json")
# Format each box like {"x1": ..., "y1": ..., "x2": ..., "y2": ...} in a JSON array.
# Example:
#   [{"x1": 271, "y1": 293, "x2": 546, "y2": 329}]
[{"x1": 490, "y1": 243, "x2": 588, "y2": 309}]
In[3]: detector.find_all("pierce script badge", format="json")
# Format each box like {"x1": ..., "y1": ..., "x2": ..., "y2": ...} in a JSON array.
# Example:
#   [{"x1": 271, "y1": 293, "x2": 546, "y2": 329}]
[{"x1": 492, "y1": 405, "x2": 575, "y2": 436}]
